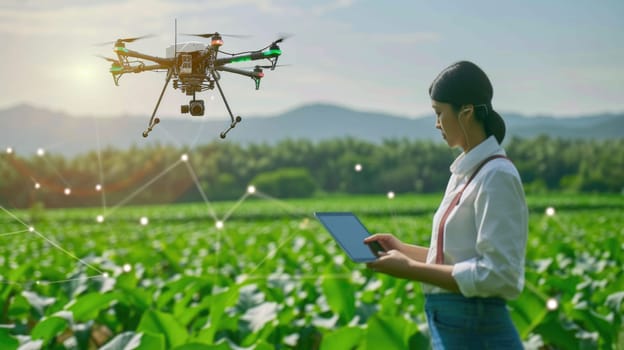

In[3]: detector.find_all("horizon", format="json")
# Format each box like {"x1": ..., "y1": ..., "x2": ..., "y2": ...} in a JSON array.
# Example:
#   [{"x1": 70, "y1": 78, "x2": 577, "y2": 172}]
[
  {"x1": 1, "y1": 1, "x2": 623, "y2": 120},
  {"x1": 2, "y1": 100, "x2": 622, "y2": 121}
]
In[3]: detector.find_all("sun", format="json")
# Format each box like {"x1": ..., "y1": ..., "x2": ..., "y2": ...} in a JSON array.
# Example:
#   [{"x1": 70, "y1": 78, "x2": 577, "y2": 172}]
[{"x1": 75, "y1": 65, "x2": 96, "y2": 83}]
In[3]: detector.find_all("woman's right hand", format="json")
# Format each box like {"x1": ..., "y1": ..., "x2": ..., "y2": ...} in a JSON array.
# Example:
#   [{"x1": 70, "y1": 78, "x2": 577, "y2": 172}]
[{"x1": 364, "y1": 233, "x2": 404, "y2": 253}]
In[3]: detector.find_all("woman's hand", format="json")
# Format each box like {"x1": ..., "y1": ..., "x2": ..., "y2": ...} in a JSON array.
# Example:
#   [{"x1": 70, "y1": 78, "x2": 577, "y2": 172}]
[
  {"x1": 364, "y1": 233, "x2": 404, "y2": 253},
  {"x1": 366, "y1": 249, "x2": 415, "y2": 278}
]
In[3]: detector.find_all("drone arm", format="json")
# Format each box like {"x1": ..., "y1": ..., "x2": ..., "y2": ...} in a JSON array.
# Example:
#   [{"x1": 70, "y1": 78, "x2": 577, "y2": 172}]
[
  {"x1": 132, "y1": 64, "x2": 169, "y2": 73},
  {"x1": 215, "y1": 66, "x2": 259, "y2": 79},
  {"x1": 115, "y1": 47, "x2": 173, "y2": 66},
  {"x1": 214, "y1": 48, "x2": 281, "y2": 66}
]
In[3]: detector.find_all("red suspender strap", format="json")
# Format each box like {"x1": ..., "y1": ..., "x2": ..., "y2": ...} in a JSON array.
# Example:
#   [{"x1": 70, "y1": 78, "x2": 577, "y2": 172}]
[{"x1": 435, "y1": 155, "x2": 509, "y2": 264}]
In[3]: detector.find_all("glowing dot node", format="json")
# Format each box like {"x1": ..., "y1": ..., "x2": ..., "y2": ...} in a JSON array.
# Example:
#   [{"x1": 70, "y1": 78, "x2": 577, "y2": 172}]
[
  {"x1": 96, "y1": 215, "x2": 104, "y2": 223},
  {"x1": 95, "y1": 184, "x2": 102, "y2": 191},
  {"x1": 546, "y1": 298, "x2": 559, "y2": 310},
  {"x1": 34, "y1": 182, "x2": 41, "y2": 190},
  {"x1": 354, "y1": 164, "x2": 362, "y2": 172},
  {"x1": 37, "y1": 148, "x2": 45, "y2": 157},
  {"x1": 64, "y1": 188, "x2": 71, "y2": 196},
  {"x1": 102, "y1": 272, "x2": 110, "y2": 278},
  {"x1": 247, "y1": 185, "x2": 256, "y2": 194},
  {"x1": 140, "y1": 217, "x2": 149, "y2": 226},
  {"x1": 215, "y1": 220, "x2": 224, "y2": 230},
  {"x1": 545, "y1": 207, "x2": 556, "y2": 217},
  {"x1": 29, "y1": 226, "x2": 35, "y2": 232},
  {"x1": 122, "y1": 263, "x2": 132, "y2": 272},
  {"x1": 6, "y1": 147, "x2": 13, "y2": 154},
  {"x1": 387, "y1": 191, "x2": 395, "y2": 199},
  {"x1": 181, "y1": 154, "x2": 189, "y2": 162},
  {"x1": 35, "y1": 281, "x2": 41, "y2": 285}
]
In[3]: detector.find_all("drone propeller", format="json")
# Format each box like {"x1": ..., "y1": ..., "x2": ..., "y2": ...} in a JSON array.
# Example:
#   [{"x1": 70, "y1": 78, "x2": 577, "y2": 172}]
[
  {"x1": 271, "y1": 33, "x2": 292, "y2": 45},
  {"x1": 182, "y1": 32, "x2": 250, "y2": 39},
  {"x1": 95, "y1": 54, "x2": 121, "y2": 64},
  {"x1": 95, "y1": 34, "x2": 155, "y2": 46}
]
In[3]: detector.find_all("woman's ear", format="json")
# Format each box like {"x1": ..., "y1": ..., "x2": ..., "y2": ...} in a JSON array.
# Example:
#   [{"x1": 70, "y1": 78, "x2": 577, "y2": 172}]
[{"x1": 459, "y1": 105, "x2": 473, "y2": 119}]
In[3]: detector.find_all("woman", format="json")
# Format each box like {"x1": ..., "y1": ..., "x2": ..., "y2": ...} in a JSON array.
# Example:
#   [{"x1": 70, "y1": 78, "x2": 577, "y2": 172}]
[{"x1": 365, "y1": 61, "x2": 527, "y2": 349}]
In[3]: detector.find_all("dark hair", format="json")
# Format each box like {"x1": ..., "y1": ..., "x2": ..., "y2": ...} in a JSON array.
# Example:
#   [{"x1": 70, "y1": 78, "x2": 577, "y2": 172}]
[{"x1": 429, "y1": 61, "x2": 506, "y2": 144}]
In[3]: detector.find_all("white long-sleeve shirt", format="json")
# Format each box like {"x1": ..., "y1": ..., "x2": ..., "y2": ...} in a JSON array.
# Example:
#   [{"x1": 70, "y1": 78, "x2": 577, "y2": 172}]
[{"x1": 423, "y1": 136, "x2": 528, "y2": 300}]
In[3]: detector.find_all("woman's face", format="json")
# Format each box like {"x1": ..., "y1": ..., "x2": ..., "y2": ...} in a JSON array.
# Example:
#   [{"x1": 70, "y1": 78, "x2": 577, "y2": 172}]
[{"x1": 432, "y1": 100, "x2": 465, "y2": 149}]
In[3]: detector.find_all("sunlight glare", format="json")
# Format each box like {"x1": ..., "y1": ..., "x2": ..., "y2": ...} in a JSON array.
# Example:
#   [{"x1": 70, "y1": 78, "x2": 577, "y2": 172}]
[
  {"x1": 545, "y1": 206, "x2": 556, "y2": 216},
  {"x1": 546, "y1": 297, "x2": 559, "y2": 310}
]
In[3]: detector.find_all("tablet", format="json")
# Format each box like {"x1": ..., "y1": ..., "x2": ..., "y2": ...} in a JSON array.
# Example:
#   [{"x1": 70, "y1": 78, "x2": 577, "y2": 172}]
[{"x1": 314, "y1": 212, "x2": 384, "y2": 263}]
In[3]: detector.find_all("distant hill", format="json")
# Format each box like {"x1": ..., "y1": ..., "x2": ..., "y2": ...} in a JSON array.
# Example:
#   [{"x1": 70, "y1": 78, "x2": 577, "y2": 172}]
[{"x1": 1, "y1": 103, "x2": 622, "y2": 157}]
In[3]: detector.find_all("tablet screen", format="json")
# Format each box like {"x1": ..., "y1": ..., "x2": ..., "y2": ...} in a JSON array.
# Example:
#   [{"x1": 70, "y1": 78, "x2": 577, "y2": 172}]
[{"x1": 314, "y1": 212, "x2": 379, "y2": 262}]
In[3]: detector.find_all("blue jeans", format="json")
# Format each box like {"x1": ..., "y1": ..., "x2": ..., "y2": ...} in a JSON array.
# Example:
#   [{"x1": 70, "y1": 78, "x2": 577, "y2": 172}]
[{"x1": 424, "y1": 293, "x2": 523, "y2": 350}]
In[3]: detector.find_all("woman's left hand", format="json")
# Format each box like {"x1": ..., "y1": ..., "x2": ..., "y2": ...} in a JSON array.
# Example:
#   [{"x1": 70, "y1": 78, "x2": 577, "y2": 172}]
[{"x1": 366, "y1": 249, "x2": 417, "y2": 278}]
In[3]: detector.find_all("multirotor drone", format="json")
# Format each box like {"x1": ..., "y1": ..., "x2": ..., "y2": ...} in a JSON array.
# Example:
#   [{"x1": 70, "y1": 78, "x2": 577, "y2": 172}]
[{"x1": 98, "y1": 28, "x2": 286, "y2": 138}]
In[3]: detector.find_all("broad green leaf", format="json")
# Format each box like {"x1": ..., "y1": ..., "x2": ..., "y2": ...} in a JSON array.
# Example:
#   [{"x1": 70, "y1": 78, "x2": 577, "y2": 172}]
[
  {"x1": 21, "y1": 290, "x2": 55, "y2": 317},
  {"x1": 240, "y1": 302, "x2": 278, "y2": 333},
  {"x1": 31, "y1": 316, "x2": 68, "y2": 343},
  {"x1": 7, "y1": 294, "x2": 30, "y2": 319},
  {"x1": 116, "y1": 271, "x2": 139, "y2": 290},
  {"x1": 156, "y1": 276, "x2": 199, "y2": 310},
  {"x1": 137, "y1": 309, "x2": 188, "y2": 348},
  {"x1": 508, "y1": 281, "x2": 548, "y2": 338},
  {"x1": 67, "y1": 292, "x2": 119, "y2": 322},
  {"x1": 99, "y1": 331, "x2": 165, "y2": 350},
  {"x1": 0, "y1": 329, "x2": 19, "y2": 350},
  {"x1": 136, "y1": 332, "x2": 166, "y2": 350},
  {"x1": 534, "y1": 312, "x2": 579, "y2": 350},
  {"x1": 320, "y1": 326, "x2": 363, "y2": 350},
  {"x1": 254, "y1": 340, "x2": 274, "y2": 350},
  {"x1": 321, "y1": 274, "x2": 356, "y2": 324},
  {"x1": 366, "y1": 313, "x2": 419, "y2": 350},
  {"x1": 118, "y1": 286, "x2": 151, "y2": 312},
  {"x1": 99, "y1": 331, "x2": 142, "y2": 350},
  {"x1": 173, "y1": 342, "x2": 231, "y2": 350},
  {"x1": 606, "y1": 291, "x2": 624, "y2": 311},
  {"x1": 195, "y1": 287, "x2": 239, "y2": 344},
  {"x1": 569, "y1": 308, "x2": 614, "y2": 345}
]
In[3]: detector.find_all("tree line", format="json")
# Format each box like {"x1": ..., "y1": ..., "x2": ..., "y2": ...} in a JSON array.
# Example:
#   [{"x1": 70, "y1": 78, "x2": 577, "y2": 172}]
[{"x1": 1, "y1": 136, "x2": 622, "y2": 208}]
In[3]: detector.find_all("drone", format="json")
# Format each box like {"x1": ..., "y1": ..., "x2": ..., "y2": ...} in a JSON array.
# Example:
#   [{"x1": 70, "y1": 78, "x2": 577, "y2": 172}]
[{"x1": 98, "y1": 26, "x2": 286, "y2": 138}]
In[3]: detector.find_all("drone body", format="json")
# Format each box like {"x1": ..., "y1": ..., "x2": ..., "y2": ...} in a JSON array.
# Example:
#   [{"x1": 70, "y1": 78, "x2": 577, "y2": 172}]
[{"x1": 99, "y1": 29, "x2": 285, "y2": 138}]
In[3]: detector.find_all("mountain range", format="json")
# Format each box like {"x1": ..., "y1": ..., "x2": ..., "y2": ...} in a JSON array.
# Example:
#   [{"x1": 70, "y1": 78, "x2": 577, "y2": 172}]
[{"x1": 1, "y1": 103, "x2": 622, "y2": 157}]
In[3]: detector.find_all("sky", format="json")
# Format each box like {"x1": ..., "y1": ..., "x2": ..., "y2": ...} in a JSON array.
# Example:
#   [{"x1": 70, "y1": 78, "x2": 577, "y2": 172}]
[{"x1": 0, "y1": 0, "x2": 623, "y2": 119}]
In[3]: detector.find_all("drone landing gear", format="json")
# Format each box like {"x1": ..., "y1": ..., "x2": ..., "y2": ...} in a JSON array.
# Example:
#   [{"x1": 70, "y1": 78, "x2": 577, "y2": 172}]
[
  {"x1": 211, "y1": 71, "x2": 242, "y2": 139},
  {"x1": 143, "y1": 69, "x2": 173, "y2": 137}
]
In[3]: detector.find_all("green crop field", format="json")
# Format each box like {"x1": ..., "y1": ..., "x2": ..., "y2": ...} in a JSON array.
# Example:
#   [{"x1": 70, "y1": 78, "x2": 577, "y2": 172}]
[{"x1": 1, "y1": 193, "x2": 623, "y2": 349}]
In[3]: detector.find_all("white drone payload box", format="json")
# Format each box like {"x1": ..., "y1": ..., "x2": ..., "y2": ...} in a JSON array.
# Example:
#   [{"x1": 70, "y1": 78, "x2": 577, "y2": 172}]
[{"x1": 165, "y1": 42, "x2": 207, "y2": 58}]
